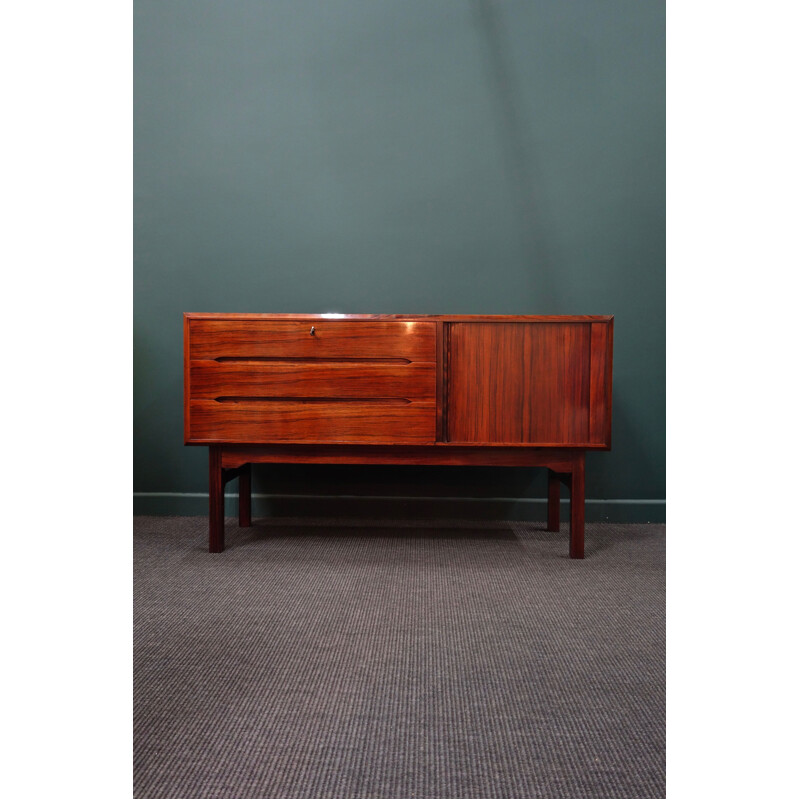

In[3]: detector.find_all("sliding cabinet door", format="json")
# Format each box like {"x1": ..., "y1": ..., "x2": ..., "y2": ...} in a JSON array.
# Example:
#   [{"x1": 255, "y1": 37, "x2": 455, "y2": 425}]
[{"x1": 446, "y1": 321, "x2": 612, "y2": 447}]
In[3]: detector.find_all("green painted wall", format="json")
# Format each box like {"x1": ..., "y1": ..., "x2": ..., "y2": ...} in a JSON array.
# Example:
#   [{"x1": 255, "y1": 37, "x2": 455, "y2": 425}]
[{"x1": 134, "y1": 0, "x2": 664, "y2": 521}]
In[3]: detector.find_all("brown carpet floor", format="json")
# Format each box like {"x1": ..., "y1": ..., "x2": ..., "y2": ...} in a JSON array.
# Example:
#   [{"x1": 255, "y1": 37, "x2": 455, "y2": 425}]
[{"x1": 134, "y1": 516, "x2": 665, "y2": 798}]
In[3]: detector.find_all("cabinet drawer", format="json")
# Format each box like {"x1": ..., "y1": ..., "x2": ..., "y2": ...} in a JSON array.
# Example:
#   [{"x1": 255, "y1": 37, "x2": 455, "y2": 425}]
[
  {"x1": 189, "y1": 361, "x2": 435, "y2": 400},
  {"x1": 185, "y1": 317, "x2": 437, "y2": 444},
  {"x1": 189, "y1": 399, "x2": 435, "y2": 444},
  {"x1": 188, "y1": 319, "x2": 436, "y2": 361}
]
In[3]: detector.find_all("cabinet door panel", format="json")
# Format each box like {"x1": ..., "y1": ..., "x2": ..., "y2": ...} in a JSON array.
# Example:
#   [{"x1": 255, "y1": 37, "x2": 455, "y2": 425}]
[{"x1": 447, "y1": 322, "x2": 593, "y2": 445}]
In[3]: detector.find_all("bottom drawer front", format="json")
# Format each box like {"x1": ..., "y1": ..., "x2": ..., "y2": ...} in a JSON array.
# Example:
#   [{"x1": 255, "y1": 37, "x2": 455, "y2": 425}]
[{"x1": 189, "y1": 400, "x2": 435, "y2": 444}]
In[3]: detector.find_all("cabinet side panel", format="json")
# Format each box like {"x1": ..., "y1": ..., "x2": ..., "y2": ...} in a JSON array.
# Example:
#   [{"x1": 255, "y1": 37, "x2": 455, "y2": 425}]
[
  {"x1": 447, "y1": 322, "x2": 591, "y2": 445},
  {"x1": 183, "y1": 314, "x2": 191, "y2": 443},
  {"x1": 435, "y1": 321, "x2": 445, "y2": 441},
  {"x1": 589, "y1": 320, "x2": 613, "y2": 447}
]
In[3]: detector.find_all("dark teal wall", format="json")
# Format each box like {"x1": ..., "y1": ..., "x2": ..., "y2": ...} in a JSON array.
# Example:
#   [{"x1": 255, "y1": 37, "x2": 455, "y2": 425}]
[{"x1": 134, "y1": 0, "x2": 664, "y2": 521}]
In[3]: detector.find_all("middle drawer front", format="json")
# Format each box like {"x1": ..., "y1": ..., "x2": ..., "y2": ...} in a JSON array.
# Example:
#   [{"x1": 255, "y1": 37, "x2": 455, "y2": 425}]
[
  {"x1": 190, "y1": 361, "x2": 435, "y2": 401},
  {"x1": 187, "y1": 320, "x2": 436, "y2": 444}
]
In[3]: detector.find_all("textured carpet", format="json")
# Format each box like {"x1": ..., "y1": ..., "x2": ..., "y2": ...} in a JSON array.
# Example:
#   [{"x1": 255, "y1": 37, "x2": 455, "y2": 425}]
[{"x1": 134, "y1": 517, "x2": 665, "y2": 799}]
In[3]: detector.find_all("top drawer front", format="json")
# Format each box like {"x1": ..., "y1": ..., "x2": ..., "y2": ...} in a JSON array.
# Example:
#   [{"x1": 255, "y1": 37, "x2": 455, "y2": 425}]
[{"x1": 189, "y1": 319, "x2": 436, "y2": 362}]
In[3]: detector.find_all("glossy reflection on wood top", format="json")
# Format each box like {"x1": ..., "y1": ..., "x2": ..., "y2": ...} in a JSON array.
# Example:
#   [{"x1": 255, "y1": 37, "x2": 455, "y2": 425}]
[{"x1": 186, "y1": 313, "x2": 613, "y2": 322}]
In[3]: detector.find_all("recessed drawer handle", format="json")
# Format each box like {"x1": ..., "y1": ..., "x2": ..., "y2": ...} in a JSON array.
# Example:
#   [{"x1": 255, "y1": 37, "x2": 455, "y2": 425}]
[{"x1": 310, "y1": 326, "x2": 315, "y2": 336}]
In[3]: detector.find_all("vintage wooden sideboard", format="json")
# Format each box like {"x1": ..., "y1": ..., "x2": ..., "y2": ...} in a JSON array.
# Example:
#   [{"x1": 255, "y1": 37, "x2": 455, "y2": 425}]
[{"x1": 184, "y1": 313, "x2": 613, "y2": 557}]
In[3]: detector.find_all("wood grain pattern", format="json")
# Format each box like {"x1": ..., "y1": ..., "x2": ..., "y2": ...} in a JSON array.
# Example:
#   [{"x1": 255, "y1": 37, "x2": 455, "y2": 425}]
[
  {"x1": 589, "y1": 321, "x2": 613, "y2": 447},
  {"x1": 189, "y1": 400, "x2": 436, "y2": 444},
  {"x1": 183, "y1": 314, "x2": 191, "y2": 444},
  {"x1": 219, "y1": 444, "x2": 580, "y2": 469},
  {"x1": 184, "y1": 314, "x2": 613, "y2": 558},
  {"x1": 447, "y1": 322, "x2": 591, "y2": 445},
  {"x1": 209, "y1": 446, "x2": 224, "y2": 553},
  {"x1": 569, "y1": 453, "x2": 585, "y2": 559},
  {"x1": 186, "y1": 313, "x2": 613, "y2": 323},
  {"x1": 435, "y1": 321, "x2": 445, "y2": 441},
  {"x1": 189, "y1": 361, "x2": 435, "y2": 401},
  {"x1": 188, "y1": 319, "x2": 436, "y2": 361}
]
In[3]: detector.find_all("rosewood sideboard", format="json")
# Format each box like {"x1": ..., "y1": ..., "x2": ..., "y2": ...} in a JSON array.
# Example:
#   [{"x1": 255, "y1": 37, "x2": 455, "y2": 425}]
[{"x1": 184, "y1": 314, "x2": 613, "y2": 558}]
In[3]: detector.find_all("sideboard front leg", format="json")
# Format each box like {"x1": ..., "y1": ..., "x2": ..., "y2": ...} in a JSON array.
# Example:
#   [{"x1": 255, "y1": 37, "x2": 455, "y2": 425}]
[
  {"x1": 239, "y1": 463, "x2": 251, "y2": 527},
  {"x1": 209, "y1": 446, "x2": 225, "y2": 553},
  {"x1": 569, "y1": 453, "x2": 585, "y2": 559},
  {"x1": 547, "y1": 469, "x2": 561, "y2": 531}
]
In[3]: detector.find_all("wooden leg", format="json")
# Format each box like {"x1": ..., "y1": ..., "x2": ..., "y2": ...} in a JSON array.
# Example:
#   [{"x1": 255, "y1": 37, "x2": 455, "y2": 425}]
[
  {"x1": 569, "y1": 453, "x2": 585, "y2": 559},
  {"x1": 547, "y1": 469, "x2": 560, "y2": 531},
  {"x1": 239, "y1": 463, "x2": 251, "y2": 527},
  {"x1": 209, "y1": 446, "x2": 225, "y2": 553}
]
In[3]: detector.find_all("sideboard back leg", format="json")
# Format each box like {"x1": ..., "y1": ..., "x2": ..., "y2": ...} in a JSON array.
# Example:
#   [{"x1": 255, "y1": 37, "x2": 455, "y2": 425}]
[
  {"x1": 239, "y1": 463, "x2": 252, "y2": 527},
  {"x1": 547, "y1": 469, "x2": 561, "y2": 531},
  {"x1": 569, "y1": 453, "x2": 586, "y2": 559},
  {"x1": 209, "y1": 446, "x2": 225, "y2": 553}
]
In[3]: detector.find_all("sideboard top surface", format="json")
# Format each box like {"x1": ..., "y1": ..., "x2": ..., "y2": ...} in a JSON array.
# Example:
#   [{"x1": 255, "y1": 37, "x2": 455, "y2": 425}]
[{"x1": 184, "y1": 313, "x2": 613, "y2": 323}]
